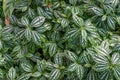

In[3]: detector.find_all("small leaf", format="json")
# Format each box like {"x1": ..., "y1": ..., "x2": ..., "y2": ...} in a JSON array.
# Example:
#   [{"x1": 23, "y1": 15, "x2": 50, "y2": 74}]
[
  {"x1": 113, "y1": 66, "x2": 120, "y2": 80},
  {"x1": 76, "y1": 64, "x2": 84, "y2": 80},
  {"x1": 111, "y1": 0, "x2": 119, "y2": 7},
  {"x1": 31, "y1": 16, "x2": 45, "y2": 27},
  {"x1": 49, "y1": 69, "x2": 61, "y2": 80},
  {"x1": 81, "y1": 29, "x2": 87, "y2": 40},
  {"x1": 67, "y1": 63, "x2": 77, "y2": 71},
  {"x1": 49, "y1": 43, "x2": 57, "y2": 57},
  {"x1": 13, "y1": 46, "x2": 21, "y2": 52},
  {"x1": 0, "y1": 69, "x2": 3, "y2": 78},
  {"x1": 32, "y1": 72, "x2": 41, "y2": 77},
  {"x1": 65, "y1": 28, "x2": 80, "y2": 39},
  {"x1": 8, "y1": 67, "x2": 16, "y2": 80},
  {"x1": 73, "y1": 14, "x2": 84, "y2": 27},
  {"x1": 61, "y1": 18, "x2": 69, "y2": 28},
  {"x1": 16, "y1": 73, "x2": 32, "y2": 80},
  {"x1": 25, "y1": 28, "x2": 32, "y2": 41},
  {"x1": 107, "y1": 16, "x2": 115, "y2": 30},
  {"x1": 21, "y1": 17, "x2": 29, "y2": 26},
  {"x1": 21, "y1": 62, "x2": 33, "y2": 72},
  {"x1": 66, "y1": 50, "x2": 78, "y2": 62},
  {"x1": 92, "y1": 7, "x2": 103, "y2": 16}
]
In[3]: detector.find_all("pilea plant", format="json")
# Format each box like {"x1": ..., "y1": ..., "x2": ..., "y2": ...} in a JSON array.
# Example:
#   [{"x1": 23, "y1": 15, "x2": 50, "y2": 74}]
[{"x1": 0, "y1": 0, "x2": 120, "y2": 80}]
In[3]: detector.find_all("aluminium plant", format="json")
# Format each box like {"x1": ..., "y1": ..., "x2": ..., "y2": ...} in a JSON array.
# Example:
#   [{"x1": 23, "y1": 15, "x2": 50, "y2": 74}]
[{"x1": 0, "y1": 0, "x2": 120, "y2": 80}]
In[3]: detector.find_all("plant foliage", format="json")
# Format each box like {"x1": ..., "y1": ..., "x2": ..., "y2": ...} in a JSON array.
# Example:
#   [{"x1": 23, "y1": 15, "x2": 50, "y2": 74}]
[{"x1": 0, "y1": 0, "x2": 120, "y2": 80}]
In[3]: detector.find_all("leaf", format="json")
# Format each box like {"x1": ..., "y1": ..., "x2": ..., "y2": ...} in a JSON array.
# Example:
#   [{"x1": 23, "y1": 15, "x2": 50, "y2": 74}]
[
  {"x1": 93, "y1": 54, "x2": 108, "y2": 64},
  {"x1": 113, "y1": 66, "x2": 120, "y2": 80},
  {"x1": 16, "y1": 73, "x2": 32, "y2": 80},
  {"x1": 69, "y1": 0, "x2": 77, "y2": 5},
  {"x1": 81, "y1": 29, "x2": 87, "y2": 40},
  {"x1": 21, "y1": 17, "x2": 29, "y2": 26},
  {"x1": 25, "y1": 28, "x2": 32, "y2": 41},
  {"x1": 66, "y1": 50, "x2": 78, "y2": 62},
  {"x1": 49, "y1": 69, "x2": 61, "y2": 80},
  {"x1": 49, "y1": 43, "x2": 57, "y2": 57},
  {"x1": 107, "y1": 16, "x2": 115, "y2": 30},
  {"x1": 0, "y1": 40, "x2": 3, "y2": 49},
  {"x1": 37, "y1": 60, "x2": 45, "y2": 72},
  {"x1": 111, "y1": 0, "x2": 119, "y2": 7},
  {"x1": 95, "y1": 46, "x2": 110, "y2": 56},
  {"x1": 100, "y1": 70, "x2": 111, "y2": 80},
  {"x1": 54, "y1": 53, "x2": 63, "y2": 65},
  {"x1": 13, "y1": 45, "x2": 21, "y2": 52},
  {"x1": 93, "y1": 63, "x2": 109, "y2": 71},
  {"x1": 0, "y1": 69, "x2": 3, "y2": 78},
  {"x1": 86, "y1": 70, "x2": 97, "y2": 80},
  {"x1": 61, "y1": 18, "x2": 69, "y2": 28},
  {"x1": 8, "y1": 67, "x2": 16, "y2": 80},
  {"x1": 73, "y1": 14, "x2": 84, "y2": 27},
  {"x1": 31, "y1": 16, "x2": 45, "y2": 27},
  {"x1": 111, "y1": 53, "x2": 120, "y2": 65},
  {"x1": 92, "y1": 7, "x2": 104, "y2": 16},
  {"x1": 76, "y1": 64, "x2": 84, "y2": 80},
  {"x1": 67, "y1": 63, "x2": 77, "y2": 71},
  {"x1": 65, "y1": 28, "x2": 80, "y2": 39},
  {"x1": 21, "y1": 62, "x2": 33, "y2": 72},
  {"x1": 32, "y1": 31, "x2": 41, "y2": 44},
  {"x1": 32, "y1": 72, "x2": 41, "y2": 77}
]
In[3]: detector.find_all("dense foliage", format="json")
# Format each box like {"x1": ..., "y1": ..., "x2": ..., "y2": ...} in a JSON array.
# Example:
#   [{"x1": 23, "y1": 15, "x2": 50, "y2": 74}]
[{"x1": 0, "y1": 0, "x2": 120, "y2": 80}]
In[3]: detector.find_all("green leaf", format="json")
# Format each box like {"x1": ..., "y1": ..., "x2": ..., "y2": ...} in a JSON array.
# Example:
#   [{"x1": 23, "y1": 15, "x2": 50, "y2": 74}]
[
  {"x1": 67, "y1": 63, "x2": 77, "y2": 71},
  {"x1": 69, "y1": 0, "x2": 77, "y2": 5},
  {"x1": 66, "y1": 50, "x2": 78, "y2": 62},
  {"x1": 107, "y1": 16, "x2": 115, "y2": 30},
  {"x1": 25, "y1": 28, "x2": 32, "y2": 41},
  {"x1": 32, "y1": 31, "x2": 41, "y2": 44},
  {"x1": 93, "y1": 63, "x2": 109, "y2": 71},
  {"x1": 100, "y1": 70, "x2": 111, "y2": 80},
  {"x1": 37, "y1": 60, "x2": 45, "y2": 72},
  {"x1": 21, "y1": 62, "x2": 33, "y2": 72},
  {"x1": 0, "y1": 69, "x2": 3, "y2": 78},
  {"x1": 49, "y1": 69, "x2": 61, "y2": 80},
  {"x1": 31, "y1": 16, "x2": 45, "y2": 27},
  {"x1": 93, "y1": 54, "x2": 108, "y2": 64},
  {"x1": 32, "y1": 72, "x2": 41, "y2": 77},
  {"x1": 16, "y1": 73, "x2": 32, "y2": 80},
  {"x1": 13, "y1": 46, "x2": 21, "y2": 52},
  {"x1": 81, "y1": 29, "x2": 87, "y2": 40},
  {"x1": 113, "y1": 66, "x2": 120, "y2": 80},
  {"x1": 92, "y1": 7, "x2": 104, "y2": 16},
  {"x1": 54, "y1": 53, "x2": 62, "y2": 65},
  {"x1": 76, "y1": 64, "x2": 84, "y2": 80},
  {"x1": 95, "y1": 46, "x2": 110, "y2": 56},
  {"x1": 0, "y1": 40, "x2": 3, "y2": 49},
  {"x1": 49, "y1": 43, "x2": 57, "y2": 57},
  {"x1": 111, "y1": 53, "x2": 120, "y2": 65},
  {"x1": 8, "y1": 67, "x2": 16, "y2": 80},
  {"x1": 65, "y1": 28, "x2": 80, "y2": 39},
  {"x1": 86, "y1": 70, "x2": 97, "y2": 80},
  {"x1": 61, "y1": 18, "x2": 69, "y2": 28},
  {"x1": 111, "y1": 0, "x2": 119, "y2": 7},
  {"x1": 73, "y1": 14, "x2": 84, "y2": 27},
  {"x1": 21, "y1": 17, "x2": 29, "y2": 26}
]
